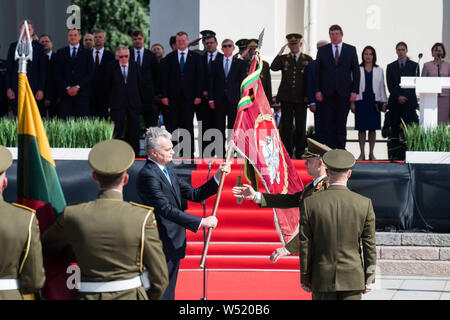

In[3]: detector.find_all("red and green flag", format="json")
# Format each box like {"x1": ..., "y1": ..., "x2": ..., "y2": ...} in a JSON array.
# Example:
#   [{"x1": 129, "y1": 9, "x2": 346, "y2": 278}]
[
  {"x1": 232, "y1": 53, "x2": 304, "y2": 245},
  {"x1": 17, "y1": 72, "x2": 74, "y2": 299}
]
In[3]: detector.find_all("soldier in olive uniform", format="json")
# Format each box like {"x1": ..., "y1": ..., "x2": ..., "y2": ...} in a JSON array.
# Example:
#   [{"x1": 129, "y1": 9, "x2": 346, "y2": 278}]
[
  {"x1": 234, "y1": 39, "x2": 249, "y2": 60},
  {"x1": 246, "y1": 39, "x2": 272, "y2": 102},
  {"x1": 300, "y1": 149, "x2": 376, "y2": 300},
  {"x1": 271, "y1": 34, "x2": 313, "y2": 158},
  {"x1": 231, "y1": 138, "x2": 330, "y2": 262},
  {"x1": 0, "y1": 146, "x2": 45, "y2": 300},
  {"x1": 42, "y1": 140, "x2": 168, "y2": 300}
]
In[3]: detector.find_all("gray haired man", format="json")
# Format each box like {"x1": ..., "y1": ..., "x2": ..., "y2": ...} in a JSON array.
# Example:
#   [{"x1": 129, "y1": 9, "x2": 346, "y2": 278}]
[{"x1": 136, "y1": 127, "x2": 231, "y2": 299}]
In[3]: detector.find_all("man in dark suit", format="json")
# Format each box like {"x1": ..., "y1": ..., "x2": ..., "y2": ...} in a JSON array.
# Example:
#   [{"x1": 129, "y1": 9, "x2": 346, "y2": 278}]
[
  {"x1": 386, "y1": 42, "x2": 419, "y2": 160},
  {"x1": 130, "y1": 30, "x2": 159, "y2": 130},
  {"x1": 208, "y1": 39, "x2": 247, "y2": 157},
  {"x1": 137, "y1": 127, "x2": 231, "y2": 300},
  {"x1": 105, "y1": 46, "x2": 142, "y2": 155},
  {"x1": 314, "y1": 25, "x2": 360, "y2": 149},
  {"x1": 161, "y1": 31, "x2": 203, "y2": 158},
  {"x1": 91, "y1": 29, "x2": 115, "y2": 119},
  {"x1": 6, "y1": 20, "x2": 46, "y2": 116},
  {"x1": 270, "y1": 33, "x2": 312, "y2": 158},
  {"x1": 39, "y1": 34, "x2": 58, "y2": 118},
  {"x1": 198, "y1": 33, "x2": 222, "y2": 156},
  {"x1": 55, "y1": 28, "x2": 94, "y2": 118}
]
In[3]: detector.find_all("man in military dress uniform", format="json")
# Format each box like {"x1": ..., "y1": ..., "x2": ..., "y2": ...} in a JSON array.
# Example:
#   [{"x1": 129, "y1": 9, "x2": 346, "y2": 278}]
[
  {"x1": 300, "y1": 149, "x2": 376, "y2": 300},
  {"x1": 246, "y1": 39, "x2": 272, "y2": 102},
  {"x1": 0, "y1": 146, "x2": 45, "y2": 300},
  {"x1": 234, "y1": 39, "x2": 249, "y2": 60},
  {"x1": 270, "y1": 33, "x2": 312, "y2": 158},
  {"x1": 231, "y1": 138, "x2": 330, "y2": 262},
  {"x1": 42, "y1": 140, "x2": 168, "y2": 300}
]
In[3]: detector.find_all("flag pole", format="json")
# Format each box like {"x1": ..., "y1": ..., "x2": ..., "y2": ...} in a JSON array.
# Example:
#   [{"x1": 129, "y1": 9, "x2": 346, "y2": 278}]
[{"x1": 199, "y1": 112, "x2": 244, "y2": 269}]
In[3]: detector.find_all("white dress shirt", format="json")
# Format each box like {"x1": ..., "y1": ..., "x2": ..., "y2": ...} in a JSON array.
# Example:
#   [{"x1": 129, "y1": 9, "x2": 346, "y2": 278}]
[
  {"x1": 178, "y1": 48, "x2": 189, "y2": 63},
  {"x1": 93, "y1": 47, "x2": 104, "y2": 64}
]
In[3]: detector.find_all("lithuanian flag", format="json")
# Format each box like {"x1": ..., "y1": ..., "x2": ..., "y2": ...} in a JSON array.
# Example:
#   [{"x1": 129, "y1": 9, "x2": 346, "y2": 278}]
[{"x1": 17, "y1": 72, "x2": 75, "y2": 299}]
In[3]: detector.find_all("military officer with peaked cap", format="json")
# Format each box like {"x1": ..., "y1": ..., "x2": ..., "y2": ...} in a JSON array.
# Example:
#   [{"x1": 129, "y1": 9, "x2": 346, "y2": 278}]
[
  {"x1": 0, "y1": 145, "x2": 45, "y2": 300},
  {"x1": 232, "y1": 138, "x2": 331, "y2": 262},
  {"x1": 234, "y1": 39, "x2": 249, "y2": 60},
  {"x1": 271, "y1": 33, "x2": 313, "y2": 158},
  {"x1": 299, "y1": 149, "x2": 376, "y2": 300},
  {"x1": 42, "y1": 139, "x2": 168, "y2": 300}
]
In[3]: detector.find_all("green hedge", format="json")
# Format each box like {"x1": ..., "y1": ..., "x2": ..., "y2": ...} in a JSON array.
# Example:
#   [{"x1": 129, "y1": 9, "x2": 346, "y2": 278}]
[
  {"x1": 403, "y1": 121, "x2": 450, "y2": 152},
  {"x1": 0, "y1": 117, "x2": 114, "y2": 148}
]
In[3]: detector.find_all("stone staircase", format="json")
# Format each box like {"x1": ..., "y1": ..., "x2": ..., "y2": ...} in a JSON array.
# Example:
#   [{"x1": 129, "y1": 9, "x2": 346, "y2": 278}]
[{"x1": 376, "y1": 233, "x2": 450, "y2": 276}]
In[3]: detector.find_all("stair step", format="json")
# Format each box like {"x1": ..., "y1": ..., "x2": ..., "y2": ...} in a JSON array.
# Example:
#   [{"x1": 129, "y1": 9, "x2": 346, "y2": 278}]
[
  {"x1": 180, "y1": 255, "x2": 299, "y2": 270},
  {"x1": 377, "y1": 246, "x2": 450, "y2": 261},
  {"x1": 186, "y1": 229, "x2": 281, "y2": 242},
  {"x1": 186, "y1": 242, "x2": 283, "y2": 256}
]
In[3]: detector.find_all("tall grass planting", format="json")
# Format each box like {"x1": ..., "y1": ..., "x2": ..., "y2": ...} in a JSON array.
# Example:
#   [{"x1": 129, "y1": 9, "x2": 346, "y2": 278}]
[
  {"x1": 0, "y1": 117, "x2": 114, "y2": 148},
  {"x1": 402, "y1": 121, "x2": 450, "y2": 152}
]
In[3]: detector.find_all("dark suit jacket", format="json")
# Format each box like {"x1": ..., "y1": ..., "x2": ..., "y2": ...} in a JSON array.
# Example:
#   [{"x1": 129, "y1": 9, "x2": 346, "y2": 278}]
[
  {"x1": 162, "y1": 50, "x2": 203, "y2": 101},
  {"x1": 209, "y1": 56, "x2": 247, "y2": 105},
  {"x1": 54, "y1": 45, "x2": 94, "y2": 97},
  {"x1": 6, "y1": 40, "x2": 46, "y2": 94},
  {"x1": 130, "y1": 48, "x2": 159, "y2": 104},
  {"x1": 92, "y1": 49, "x2": 115, "y2": 98},
  {"x1": 314, "y1": 43, "x2": 360, "y2": 97},
  {"x1": 43, "y1": 52, "x2": 57, "y2": 101},
  {"x1": 137, "y1": 160, "x2": 218, "y2": 260},
  {"x1": 386, "y1": 59, "x2": 419, "y2": 107},
  {"x1": 105, "y1": 60, "x2": 142, "y2": 110},
  {"x1": 202, "y1": 52, "x2": 223, "y2": 93}
]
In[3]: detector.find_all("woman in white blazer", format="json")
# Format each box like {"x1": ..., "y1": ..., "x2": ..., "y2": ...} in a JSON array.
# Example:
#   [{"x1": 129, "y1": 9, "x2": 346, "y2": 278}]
[{"x1": 351, "y1": 46, "x2": 387, "y2": 160}]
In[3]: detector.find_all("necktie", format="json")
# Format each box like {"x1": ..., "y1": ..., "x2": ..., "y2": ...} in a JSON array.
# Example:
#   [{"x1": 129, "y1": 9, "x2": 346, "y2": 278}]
[
  {"x1": 163, "y1": 167, "x2": 172, "y2": 185},
  {"x1": 209, "y1": 53, "x2": 213, "y2": 64},
  {"x1": 71, "y1": 47, "x2": 77, "y2": 59},
  {"x1": 95, "y1": 50, "x2": 100, "y2": 69},
  {"x1": 292, "y1": 53, "x2": 297, "y2": 62},
  {"x1": 179, "y1": 52, "x2": 185, "y2": 72},
  {"x1": 224, "y1": 58, "x2": 230, "y2": 77},
  {"x1": 136, "y1": 50, "x2": 141, "y2": 68},
  {"x1": 334, "y1": 46, "x2": 339, "y2": 64},
  {"x1": 122, "y1": 65, "x2": 127, "y2": 84},
  {"x1": 274, "y1": 113, "x2": 279, "y2": 127}
]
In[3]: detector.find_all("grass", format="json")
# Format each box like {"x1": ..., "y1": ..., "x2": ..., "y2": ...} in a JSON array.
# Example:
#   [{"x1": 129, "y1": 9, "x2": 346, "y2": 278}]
[
  {"x1": 402, "y1": 121, "x2": 450, "y2": 152},
  {"x1": 0, "y1": 117, "x2": 114, "y2": 148}
]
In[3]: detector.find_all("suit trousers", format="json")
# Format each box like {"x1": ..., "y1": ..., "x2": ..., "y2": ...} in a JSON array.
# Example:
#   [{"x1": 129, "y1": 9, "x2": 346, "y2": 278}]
[
  {"x1": 320, "y1": 93, "x2": 350, "y2": 149},
  {"x1": 280, "y1": 101, "x2": 307, "y2": 158},
  {"x1": 312, "y1": 291, "x2": 362, "y2": 300},
  {"x1": 110, "y1": 104, "x2": 141, "y2": 155},
  {"x1": 214, "y1": 98, "x2": 236, "y2": 158},
  {"x1": 59, "y1": 95, "x2": 91, "y2": 119},
  {"x1": 90, "y1": 94, "x2": 109, "y2": 119},
  {"x1": 162, "y1": 258, "x2": 181, "y2": 300},
  {"x1": 389, "y1": 101, "x2": 419, "y2": 139},
  {"x1": 167, "y1": 96, "x2": 195, "y2": 158},
  {"x1": 196, "y1": 99, "x2": 214, "y2": 157}
]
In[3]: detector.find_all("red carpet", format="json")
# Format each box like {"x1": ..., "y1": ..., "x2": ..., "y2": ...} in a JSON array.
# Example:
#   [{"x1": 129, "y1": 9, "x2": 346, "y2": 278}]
[{"x1": 175, "y1": 159, "x2": 312, "y2": 300}]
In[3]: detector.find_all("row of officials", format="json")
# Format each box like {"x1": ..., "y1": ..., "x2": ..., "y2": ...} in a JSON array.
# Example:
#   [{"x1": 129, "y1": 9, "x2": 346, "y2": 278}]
[{"x1": 1, "y1": 20, "x2": 314, "y2": 158}]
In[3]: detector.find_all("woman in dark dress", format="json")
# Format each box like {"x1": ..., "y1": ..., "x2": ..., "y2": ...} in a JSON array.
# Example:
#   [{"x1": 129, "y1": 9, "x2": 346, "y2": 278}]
[{"x1": 352, "y1": 46, "x2": 387, "y2": 160}]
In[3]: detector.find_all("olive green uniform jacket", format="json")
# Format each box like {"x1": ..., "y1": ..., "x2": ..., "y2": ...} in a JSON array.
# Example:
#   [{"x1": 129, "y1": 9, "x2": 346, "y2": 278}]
[
  {"x1": 42, "y1": 189, "x2": 169, "y2": 300},
  {"x1": 260, "y1": 176, "x2": 328, "y2": 253},
  {"x1": 299, "y1": 185, "x2": 377, "y2": 293},
  {"x1": 270, "y1": 53, "x2": 312, "y2": 103},
  {"x1": 0, "y1": 195, "x2": 45, "y2": 300}
]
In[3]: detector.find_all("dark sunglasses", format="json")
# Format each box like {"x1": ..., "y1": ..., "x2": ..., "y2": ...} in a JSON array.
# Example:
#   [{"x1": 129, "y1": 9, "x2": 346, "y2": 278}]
[
  {"x1": 118, "y1": 55, "x2": 129, "y2": 58},
  {"x1": 222, "y1": 44, "x2": 233, "y2": 48}
]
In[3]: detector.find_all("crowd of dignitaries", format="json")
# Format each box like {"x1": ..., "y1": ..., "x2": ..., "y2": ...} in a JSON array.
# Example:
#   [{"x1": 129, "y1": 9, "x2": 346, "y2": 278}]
[{"x1": 3, "y1": 21, "x2": 447, "y2": 159}]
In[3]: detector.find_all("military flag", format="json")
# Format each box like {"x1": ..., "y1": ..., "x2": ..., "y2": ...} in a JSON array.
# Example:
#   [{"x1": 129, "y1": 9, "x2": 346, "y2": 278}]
[{"x1": 231, "y1": 51, "x2": 304, "y2": 245}]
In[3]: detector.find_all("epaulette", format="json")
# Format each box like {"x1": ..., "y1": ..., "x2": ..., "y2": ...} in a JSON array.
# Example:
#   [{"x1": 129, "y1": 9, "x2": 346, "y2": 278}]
[
  {"x1": 12, "y1": 203, "x2": 36, "y2": 213},
  {"x1": 129, "y1": 202, "x2": 154, "y2": 211}
]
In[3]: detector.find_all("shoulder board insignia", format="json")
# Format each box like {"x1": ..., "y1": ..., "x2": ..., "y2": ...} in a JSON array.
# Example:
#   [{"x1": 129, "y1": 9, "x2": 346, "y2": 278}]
[
  {"x1": 129, "y1": 202, "x2": 154, "y2": 211},
  {"x1": 12, "y1": 203, "x2": 36, "y2": 213}
]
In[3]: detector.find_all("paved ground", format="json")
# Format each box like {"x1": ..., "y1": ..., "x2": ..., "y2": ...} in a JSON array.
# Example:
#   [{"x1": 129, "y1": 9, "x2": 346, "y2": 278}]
[{"x1": 362, "y1": 275, "x2": 450, "y2": 300}]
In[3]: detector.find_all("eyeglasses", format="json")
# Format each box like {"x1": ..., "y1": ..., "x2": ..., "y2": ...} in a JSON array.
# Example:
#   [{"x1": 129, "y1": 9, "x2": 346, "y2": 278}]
[
  {"x1": 222, "y1": 44, "x2": 233, "y2": 48},
  {"x1": 118, "y1": 55, "x2": 129, "y2": 58}
]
